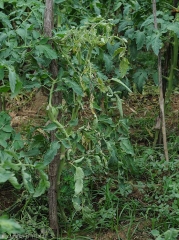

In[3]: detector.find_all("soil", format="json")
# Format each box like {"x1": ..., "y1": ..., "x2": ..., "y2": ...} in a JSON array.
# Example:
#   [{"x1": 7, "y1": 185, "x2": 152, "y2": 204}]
[{"x1": 9, "y1": 89, "x2": 47, "y2": 128}]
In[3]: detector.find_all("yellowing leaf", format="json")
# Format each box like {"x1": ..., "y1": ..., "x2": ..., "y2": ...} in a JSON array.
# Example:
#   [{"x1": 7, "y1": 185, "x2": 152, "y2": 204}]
[
  {"x1": 74, "y1": 167, "x2": 84, "y2": 195},
  {"x1": 120, "y1": 57, "x2": 129, "y2": 78}
]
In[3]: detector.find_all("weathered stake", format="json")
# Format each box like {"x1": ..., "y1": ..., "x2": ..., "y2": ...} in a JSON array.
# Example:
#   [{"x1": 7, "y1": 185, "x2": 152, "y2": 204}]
[
  {"x1": 152, "y1": 0, "x2": 169, "y2": 161},
  {"x1": 43, "y1": 0, "x2": 62, "y2": 236}
]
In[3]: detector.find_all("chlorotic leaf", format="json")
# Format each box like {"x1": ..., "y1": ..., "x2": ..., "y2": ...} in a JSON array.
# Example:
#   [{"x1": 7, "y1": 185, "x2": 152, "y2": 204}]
[
  {"x1": 8, "y1": 66, "x2": 16, "y2": 93},
  {"x1": 120, "y1": 57, "x2": 129, "y2": 78},
  {"x1": 72, "y1": 195, "x2": 82, "y2": 211},
  {"x1": 115, "y1": 94, "x2": 123, "y2": 118},
  {"x1": 74, "y1": 167, "x2": 84, "y2": 195}
]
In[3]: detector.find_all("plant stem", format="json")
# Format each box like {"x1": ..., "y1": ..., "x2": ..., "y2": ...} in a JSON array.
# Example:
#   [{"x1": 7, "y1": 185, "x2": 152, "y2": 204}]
[{"x1": 166, "y1": 34, "x2": 178, "y2": 100}]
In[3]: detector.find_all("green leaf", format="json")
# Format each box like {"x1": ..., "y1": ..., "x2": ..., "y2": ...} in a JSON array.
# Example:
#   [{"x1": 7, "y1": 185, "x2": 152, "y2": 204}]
[
  {"x1": 21, "y1": 168, "x2": 34, "y2": 194},
  {"x1": 33, "y1": 179, "x2": 47, "y2": 197},
  {"x1": 151, "y1": 229, "x2": 160, "y2": 237},
  {"x1": 24, "y1": 148, "x2": 40, "y2": 157},
  {"x1": 43, "y1": 141, "x2": 60, "y2": 166},
  {"x1": 2, "y1": 125, "x2": 13, "y2": 133},
  {"x1": 0, "y1": 67, "x2": 4, "y2": 80},
  {"x1": 135, "y1": 30, "x2": 145, "y2": 50},
  {"x1": 16, "y1": 28, "x2": 26, "y2": 41},
  {"x1": 0, "y1": 168, "x2": 13, "y2": 183},
  {"x1": 153, "y1": 71, "x2": 158, "y2": 85},
  {"x1": 55, "y1": 0, "x2": 66, "y2": 3},
  {"x1": 61, "y1": 139, "x2": 71, "y2": 149},
  {"x1": 120, "y1": 139, "x2": 134, "y2": 156},
  {"x1": 4, "y1": 161, "x2": 20, "y2": 171},
  {"x1": 74, "y1": 167, "x2": 84, "y2": 195},
  {"x1": 69, "y1": 118, "x2": 78, "y2": 127},
  {"x1": 14, "y1": 133, "x2": 24, "y2": 150},
  {"x1": 1, "y1": 132, "x2": 11, "y2": 141},
  {"x1": 111, "y1": 78, "x2": 132, "y2": 93},
  {"x1": 141, "y1": 15, "x2": 154, "y2": 28},
  {"x1": 114, "y1": 2, "x2": 122, "y2": 11},
  {"x1": 73, "y1": 157, "x2": 84, "y2": 164},
  {"x1": 0, "y1": 85, "x2": 10, "y2": 93},
  {"x1": 151, "y1": 33, "x2": 161, "y2": 56},
  {"x1": 32, "y1": 30, "x2": 40, "y2": 39},
  {"x1": 0, "y1": 217, "x2": 24, "y2": 234},
  {"x1": 77, "y1": 143, "x2": 86, "y2": 153},
  {"x1": 120, "y1": 57, "x2": 129, "y2": 78},
  {"x1": 164, "y1": 229, "x2": 178, "y2": 239},
  {"x1": 98, "y1": 115, "x2": 113, "y2": 124},
  {"x1": 35, "y1": 45, "x2": 58, "y2": 59},
  {"x1": 115, "y1": 94, "x2": 123, "y2": 118},
  {"x1": 11, "y1": 80, "x2": 22, "y2": 98},
  {"x1": 103, "y1": 53, "x2": 113, "y2": 72},
  {"x1": 64, "y1": 79, "x2": 84, "y2": 96},
  {"x1": 33, "y1": 171, "x2": 49, "y2": 197},
  {"x1": 133, "y1": 69, "x2": 148, "y2": 93},
  {"x1": 8, "y1": 66, "x2": 16, "y2": 93},
  {"x1": 167, "y1": 22, "x2": 179, "y2": 38},
  {"x1": 5, "y1": 150, "x2": 19, "y2": 161},
  {"x1": 0, "y1": 1, "x2": 4, "y2": 9},
  {"x1": 0, "y1": 139, "x2": 7, "y2": 148},
  {"x1": 146, "y1": 33, "x2": 162, "y2": 56},
  {"x1": 0, "y1": 32, "x2": 7, "y2": 44},
  {"x1": 0, "y1": 12, "x2": 12, "y2": 28},
  {"x1": 97, "y1": 71, "x2": 108, "y2": 80},
  {"x1": 92, "y1": 1, "x2": 101, "y2": 15},
  {"x1": 93, "y1": 102, "x2": 101, "y2": 111},
  {"x1": 34, "y1": 162, "x2": 46, "y2": 170},
  {"x1": 130, "y1": 40, "x2": 138, "y2": 60},
  {"x1": 106, "y1": 141, "x2": 118, "y2": 169},
  {"x1": 43, "y1": 122, "x2": 58, "y2": 131},
  {"x1": 9, "y1": 176, "x2": 21, "y2": 189},
  {"x1": 0, "y1": 111, "x2": 11, "y2": 124}
]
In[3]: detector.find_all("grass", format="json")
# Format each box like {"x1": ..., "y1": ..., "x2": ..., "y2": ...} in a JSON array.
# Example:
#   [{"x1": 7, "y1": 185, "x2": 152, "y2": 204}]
[{"x1": 2, "y1": 139, "x2": 179, "y2": 240}]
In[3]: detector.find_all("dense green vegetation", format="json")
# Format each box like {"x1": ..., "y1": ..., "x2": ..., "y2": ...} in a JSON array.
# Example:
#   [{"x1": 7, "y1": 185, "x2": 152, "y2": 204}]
[{"x1": 0, "y1": 0, "x2": 179, "y2": 239}]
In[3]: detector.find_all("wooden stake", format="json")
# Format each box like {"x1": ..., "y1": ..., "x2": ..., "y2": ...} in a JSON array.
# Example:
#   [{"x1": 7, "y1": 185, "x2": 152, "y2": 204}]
[
  {"x1": 152, "y1": 0, "x2": 169, "y2": 161},
  {"x1": 44, "y1": 0, "x2": 62, "y2": 236}
]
